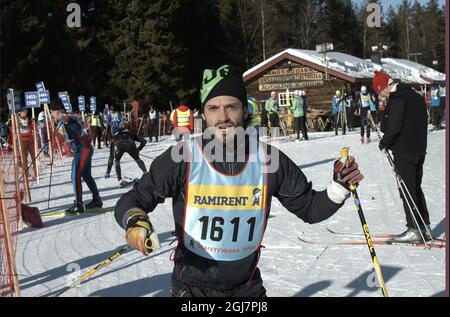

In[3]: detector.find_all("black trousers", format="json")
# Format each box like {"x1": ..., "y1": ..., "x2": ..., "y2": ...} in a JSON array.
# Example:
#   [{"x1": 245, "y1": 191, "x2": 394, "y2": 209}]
[
  {"x1": 294, "y1": 116, "x2": 308, "y2": 140},
  {"x1": 346, "y1": 108, "x2": 354, "y2": 130},
  {"x1": 431, "y1": 106, "x2": 444, "y2": 128},
  {"x1": 269, "y1": 113, "x2": 279, "y2": 127},
  {"x1": 333, "y1": 111, "x2": 346, "y2": 135},
  {"x1": 171, "y1": 270, "x2": 267, "y2": 297},
  {"x1": 148, "y1": 119, "x2": 159, "y2": 141},
  {"x1": 393, "y1": 154, "x2": 430, "y2": 229},
  {"x1": 106, "y1": 140, "x2": 147, "y2": 180},
  {"x1": 360, "y1": 107, "x2": 371, "y2": 138}
]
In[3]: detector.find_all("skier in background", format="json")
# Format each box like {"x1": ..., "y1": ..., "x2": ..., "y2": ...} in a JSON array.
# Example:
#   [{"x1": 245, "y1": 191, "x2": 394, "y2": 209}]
[
  {"x1": 357, "y1": 86, "x2": 375, "y2": 144},
  {"x1": 331, "y1": 90, "x2": 346, "y2": 135},
  {"x1": 17, "y1": 108, "x2": 37, "y2": 179},
  {"x1": 105, "y1": 127, "x2": 147, "y2": 187},
  {"x1": 50, "y1": 99, "x2": 103, "y2": 214}
]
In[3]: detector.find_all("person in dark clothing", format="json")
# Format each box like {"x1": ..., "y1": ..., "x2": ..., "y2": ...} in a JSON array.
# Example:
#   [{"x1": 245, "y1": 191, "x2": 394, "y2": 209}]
[
  {"x1": 374, "y1": 71, "x2": 432, "y2": 243},
  {"x1": 429, "y1": 84, "x2": 444, "y2": 131},
  {"x1": 357, "y1": 86, "x2": 376, "y2": 144},
  {"x1": 114, "y1": 65, "x2": 363, "y2": 297},
  {"x1": 50, "y1": 100, "x2": 102, "y2": 214},
  {"x1": 105, "y1": 127, "x2": 147, "y2": 186},
  {"x1": 147, "y1": 106, "x2": 159, "y2": 142}
]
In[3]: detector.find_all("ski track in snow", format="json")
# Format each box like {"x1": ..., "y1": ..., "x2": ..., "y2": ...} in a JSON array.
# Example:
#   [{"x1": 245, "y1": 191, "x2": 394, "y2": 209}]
[{"x1": 14, "y1": 130, "x2": 446, "y2": 297}]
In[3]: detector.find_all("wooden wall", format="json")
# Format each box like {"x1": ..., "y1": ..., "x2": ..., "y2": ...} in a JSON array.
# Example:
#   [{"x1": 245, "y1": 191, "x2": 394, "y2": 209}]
[{"x1": 245, "y1": 60, "x2": 353, "y2": 114}]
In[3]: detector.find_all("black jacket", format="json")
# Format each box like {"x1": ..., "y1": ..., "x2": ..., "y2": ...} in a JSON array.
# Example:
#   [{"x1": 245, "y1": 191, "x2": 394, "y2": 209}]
[
  {"x1": 113, "y1": 128, "x2": 147, "y2": 151},
  {"x1": 380, "y1": 84, "x2": 428, "y2": 156},
  {"x1": 114, "y1": 136, "x2": 343, "y2": 290}
]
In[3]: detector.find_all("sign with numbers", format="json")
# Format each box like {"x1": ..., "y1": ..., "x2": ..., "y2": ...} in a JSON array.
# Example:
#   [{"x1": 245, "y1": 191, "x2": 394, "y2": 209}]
[
  {"x1": 58, "y1": 91, "x2": 73, "y2": 113},
  {"x1": 24, "y1": 91, "x2": 40, "y2": 108},
  {"x1": 78, "y1": 96, "x2": 85, "y2": 112},
  {"x1": 89, "y1": 96, "x2": 96, "y2": 113}
]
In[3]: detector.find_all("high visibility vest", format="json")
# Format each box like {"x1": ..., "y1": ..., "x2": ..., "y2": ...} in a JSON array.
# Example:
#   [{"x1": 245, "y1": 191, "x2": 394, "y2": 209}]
[
  {"x1": 18, "y1": 118, "x2": 31, "y2": 135},
  {"x1": 291, "y1": 96, "x2": 304, "y2": 118},
  {"x1": 176, "y1": 109, "x2": 191, "y2": 127},
  {"x1": 91, "y1": 115, "x2": 101, "y2": 127},
  {"x1": 265, "y1": 99, "x2": 278, "y2": 114},
  {"x1": 183, "y1": 137, "x2": 268, "y2": 261}
]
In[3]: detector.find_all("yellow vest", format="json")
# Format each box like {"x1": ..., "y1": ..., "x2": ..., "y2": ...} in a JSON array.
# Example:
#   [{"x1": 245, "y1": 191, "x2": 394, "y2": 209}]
[
  {"x1": 176, "y1": 109, "x2": 191, "y2": 127},
  {"x1": 91, "y1": 115, "x2": 101, "y2": 127}
]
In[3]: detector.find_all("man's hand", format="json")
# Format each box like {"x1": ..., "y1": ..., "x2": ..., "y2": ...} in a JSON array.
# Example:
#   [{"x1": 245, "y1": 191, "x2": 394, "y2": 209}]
[
  {"x1": 333, "y1": 156, "x2": 364, "y2": 191},
  {"x1": 378, "y1": 141, "x2": 387, "y2": 152},
  {"x1": 125, "y1": 215, "x2": 153, "y2": 256}
]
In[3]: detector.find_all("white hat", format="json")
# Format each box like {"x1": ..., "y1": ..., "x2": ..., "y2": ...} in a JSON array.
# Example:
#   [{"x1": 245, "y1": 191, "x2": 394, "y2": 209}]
[
  {"x1": 361, "y1": 86, "x2": 367, "y2": 93},
  {"x1": 294, "y1": 90, "x2": 300, "y2": 95}
]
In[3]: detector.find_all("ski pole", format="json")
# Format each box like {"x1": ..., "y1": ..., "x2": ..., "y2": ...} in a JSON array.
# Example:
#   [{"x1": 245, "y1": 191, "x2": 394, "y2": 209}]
[
  {"x1": 339, "y1": 147, "x2": 389, "y2": 297},
  {"x1": 139, "y1": 153, "x2": 155, "y2": 160},
  {"x1": 53, "y1": 245, "x2": 131, "y2": 297},
  {"x1": 365, "y1": 114, "x2": 433, "y2": 246},
  {"x1": 53, "y1": 237, "x2": 156, "y2": 297}
]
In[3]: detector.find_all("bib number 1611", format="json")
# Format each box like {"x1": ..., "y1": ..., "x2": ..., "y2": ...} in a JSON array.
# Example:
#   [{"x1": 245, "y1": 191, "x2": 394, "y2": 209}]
[{"x1": 198, "y1": 216, "x2": 256, "y2": 242}]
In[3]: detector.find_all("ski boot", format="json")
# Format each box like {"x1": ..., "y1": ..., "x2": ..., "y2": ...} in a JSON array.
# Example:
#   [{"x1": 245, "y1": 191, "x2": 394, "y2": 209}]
[
  {"x1": 360, "y1": 137, "x2": 364, "y2": 144},
  {"x1": 119, "y1": 179, "x2": 136, "y2": 188},
  {"x1": 65, "y1": 200, "x2": 85, "y2": 215},
  {"x1": 85, "y1": 196, "x2": 103, "y2": 209},
  {"x1": 388, "y1": 226, "x2": 433, "y2": 243},
  {"x1": 364, "y1": 137, "x2": 371, "y2": 144}
]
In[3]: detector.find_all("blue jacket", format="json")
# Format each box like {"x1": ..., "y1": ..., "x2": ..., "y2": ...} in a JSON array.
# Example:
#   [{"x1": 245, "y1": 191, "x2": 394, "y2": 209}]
[
  {"x1": 331, "y1": 96, "x2": 341, "y2": 115},
  {"x1": 430, "y1": 88, "x2": 441, "y2": 107}
]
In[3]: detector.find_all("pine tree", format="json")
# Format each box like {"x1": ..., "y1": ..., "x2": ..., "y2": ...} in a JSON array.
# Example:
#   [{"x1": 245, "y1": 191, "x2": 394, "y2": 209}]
[{"x1": 104, "y1": 0, "x2": 185, "y2": 106}]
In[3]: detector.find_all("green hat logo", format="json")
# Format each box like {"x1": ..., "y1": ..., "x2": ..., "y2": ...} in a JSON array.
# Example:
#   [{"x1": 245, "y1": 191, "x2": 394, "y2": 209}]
[{"x1": 200, "y1": 65, "x2": 230, "y2": 103}]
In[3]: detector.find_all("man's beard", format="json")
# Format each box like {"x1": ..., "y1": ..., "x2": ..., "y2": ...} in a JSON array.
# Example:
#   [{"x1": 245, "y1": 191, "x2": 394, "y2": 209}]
[{"x1": 214, "y1": 125, "x2": 237, "y2": 144}]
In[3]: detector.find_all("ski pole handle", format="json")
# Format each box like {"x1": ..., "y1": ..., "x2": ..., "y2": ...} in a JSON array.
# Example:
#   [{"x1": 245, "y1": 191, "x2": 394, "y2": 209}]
[
  {"x1": 144, "y1": 237, "x2": 154, "y2": 253},
  {"x1": 144, "y1": 229, "x2": 161, "y2": 254}
]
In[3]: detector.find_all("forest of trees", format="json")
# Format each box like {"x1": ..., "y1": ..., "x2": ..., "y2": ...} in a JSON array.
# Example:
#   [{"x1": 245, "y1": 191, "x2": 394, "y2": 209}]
[{"x1": 0, "y1": 0, "x2": 446, "y2": 114}]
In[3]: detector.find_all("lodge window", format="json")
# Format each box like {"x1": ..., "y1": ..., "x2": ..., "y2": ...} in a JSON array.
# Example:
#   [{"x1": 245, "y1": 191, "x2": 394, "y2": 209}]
[{"x1": 278, "y1": 92, "x2": 296, "y2": 107}]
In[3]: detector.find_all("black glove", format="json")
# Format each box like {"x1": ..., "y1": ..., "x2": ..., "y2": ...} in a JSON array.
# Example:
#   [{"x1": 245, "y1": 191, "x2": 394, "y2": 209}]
[{"x1": 333, "y1": 156, "x2": 364, "y2": 191}]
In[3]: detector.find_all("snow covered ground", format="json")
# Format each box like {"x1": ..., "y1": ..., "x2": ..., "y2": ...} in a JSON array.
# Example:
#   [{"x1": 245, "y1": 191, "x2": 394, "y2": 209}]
[{"x1": 15, "y1": 127, "x2": 446, "y2": 297}]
